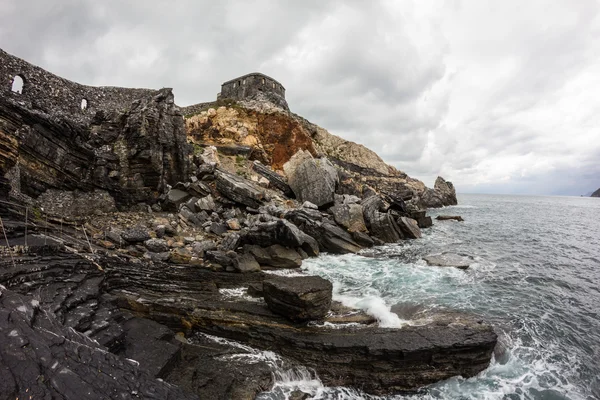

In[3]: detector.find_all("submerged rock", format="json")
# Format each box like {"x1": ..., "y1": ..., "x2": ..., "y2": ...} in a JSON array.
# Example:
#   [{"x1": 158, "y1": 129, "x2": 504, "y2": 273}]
[
  {"x1": 263, "y1": 276, "x2": 333, "y2": 321},
  {"x1": 436, "y1": 215, "x2": 464, "y2": 221},
  {"x1": 423, "y1": 253, "x2": 474, "y2": 269}
]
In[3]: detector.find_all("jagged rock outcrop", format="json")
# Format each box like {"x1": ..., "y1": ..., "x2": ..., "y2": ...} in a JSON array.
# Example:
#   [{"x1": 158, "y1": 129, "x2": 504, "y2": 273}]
[
  {"x1": 0, "y1": 88, "x2": 191, "y2": 208},
  {"x1": 419, "y1": 176, "x2": 458, "y2": 208},
  {"x1": 184, "y1": 104, "x2": 457, "y2": 209}
]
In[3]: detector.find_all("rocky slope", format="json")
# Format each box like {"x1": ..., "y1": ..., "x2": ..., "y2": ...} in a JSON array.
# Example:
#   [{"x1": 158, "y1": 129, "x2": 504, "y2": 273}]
[
  {"x1": 592, "y1": 188, "x2": 600, "y2": 197},
  {"x1": 0, "y1": 49, "x2": 486, "y2": 400},
  {"x1": 183, "y1": 101, "x2": 456, "y2": 209}
]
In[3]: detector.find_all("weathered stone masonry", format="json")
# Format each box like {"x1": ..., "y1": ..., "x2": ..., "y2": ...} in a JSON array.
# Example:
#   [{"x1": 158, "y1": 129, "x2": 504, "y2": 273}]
[
  {"x1": 0, "y1": 48, "x2": 159, "y2": 123},
  {"x1": 219, "y1": 72, "x2": 289, "y2": 110}
]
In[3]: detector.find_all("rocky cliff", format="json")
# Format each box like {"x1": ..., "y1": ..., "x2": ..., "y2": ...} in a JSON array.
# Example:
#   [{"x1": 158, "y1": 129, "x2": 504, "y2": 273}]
[
  {"x1": 0, "y1": 49, "x2": 486, "y2": 400},
  {"x1": 184, "y1": 100, "x2": 456, "y2": 209},
  {"x1": 592, "y1": 188, "x2": 600, "y2": 197}
]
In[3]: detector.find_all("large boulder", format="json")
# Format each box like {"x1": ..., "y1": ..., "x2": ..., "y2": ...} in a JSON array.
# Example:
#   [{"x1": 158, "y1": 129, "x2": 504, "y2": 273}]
[
  {"x1": 285, "y1": 208, "x2": 363, "y2": 254},
  {"x1": 361, "y1": 195, "x2": 404, "y2": 243},
  {"x1": 215, "y1": 169, "x2": 269, "y2": 208},
  {"x1": 263, "y1": 276, "x2": 333, "y2": 321},
  {"x1": 396, "y1": 217, "x2": 421, "y2": 239},
  {"x1": 419, "y1": 176, "x2": 458, "y2": 208},
  {"x1": 284, "y1": 151, "x2": 338, "y2": 208},
  {"x1": 242, "y1": 219, "x2": 319, "y2": 257}
]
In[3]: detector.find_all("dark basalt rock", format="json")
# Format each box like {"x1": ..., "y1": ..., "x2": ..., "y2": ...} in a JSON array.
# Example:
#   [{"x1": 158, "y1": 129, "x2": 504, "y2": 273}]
[
  {"x1": 436, "y1": 215, "x2": 464, "y2": 221},
  {"x1": 263, "y1": 276, "x2": 333, "y2": 321}
]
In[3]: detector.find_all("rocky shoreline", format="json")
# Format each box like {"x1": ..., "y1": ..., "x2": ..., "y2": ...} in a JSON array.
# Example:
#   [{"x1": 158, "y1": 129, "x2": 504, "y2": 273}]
[{"x1": 0, "y1": 48, "x2": 495, "y2": 399}]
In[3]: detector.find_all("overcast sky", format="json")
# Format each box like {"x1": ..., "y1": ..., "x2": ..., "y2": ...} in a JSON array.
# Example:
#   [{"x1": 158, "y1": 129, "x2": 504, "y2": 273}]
[{"x1": 1, "y1": 0, "x2": 599, "y2": 195}]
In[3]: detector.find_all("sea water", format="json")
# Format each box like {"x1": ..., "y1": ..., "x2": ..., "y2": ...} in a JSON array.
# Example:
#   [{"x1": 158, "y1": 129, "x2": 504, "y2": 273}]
[{"x1": 252, "y1": 194, "x2": 600, "y2": 399}]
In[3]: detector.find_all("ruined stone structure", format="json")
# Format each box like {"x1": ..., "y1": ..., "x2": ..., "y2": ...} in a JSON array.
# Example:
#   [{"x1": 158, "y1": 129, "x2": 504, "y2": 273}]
[
  {"x1": 219, "y1": 73, "x2": 289, "y2": 110},
  {"x1": 0, "y1": 48, "x2": 191, "y2": 207},
  {"x1": 0, "y1": 49, "x2": 159, "y2": 123}
]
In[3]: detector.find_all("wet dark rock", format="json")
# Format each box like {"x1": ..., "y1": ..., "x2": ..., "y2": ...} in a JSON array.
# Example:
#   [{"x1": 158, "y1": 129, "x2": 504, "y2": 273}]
[
  {"x1": 351, "y1": 231, "x2": 375, "y2": 247},
  {"x1": 122, "y1": 225, "x2": 151, "y2": 243},
  {"x1": 0, "y1": 286, "x2": 197, "y2": 400},
  {"x1": 246, "y1": 282, "x2": 264, "y2": 298},
  {"x1": 410, "y1": 210, "x2": 433, "y2": 229},
  {"x1": 290, "y1": 389, "x2": 312, "y2": 400},
  {"x1": 396, "y1": 217, "x2": 422, "y2": 239},
  {"x1": 215, "y1": 169, "x2": 269, "y2": 208},
  {"x1": 263, "y1": 276, "x2": 333, "y2": 321},
  {"x1": 436, "y1": 215, "x2": 464, "y2": 221},
  {"x1": 165, "y1": 334, "x2": 272, "y2": 400}
]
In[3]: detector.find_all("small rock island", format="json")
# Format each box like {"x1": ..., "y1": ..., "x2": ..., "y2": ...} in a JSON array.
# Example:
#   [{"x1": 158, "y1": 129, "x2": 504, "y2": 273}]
[{"x1": 0, "y1": 48, "x2": 494, "y2": 399}]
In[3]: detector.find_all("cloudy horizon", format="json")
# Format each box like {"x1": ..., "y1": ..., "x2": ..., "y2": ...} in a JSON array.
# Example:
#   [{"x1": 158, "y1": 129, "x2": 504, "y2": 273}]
[{"x1": 2, "y1": 0, "x2": 599, "y2": 195}]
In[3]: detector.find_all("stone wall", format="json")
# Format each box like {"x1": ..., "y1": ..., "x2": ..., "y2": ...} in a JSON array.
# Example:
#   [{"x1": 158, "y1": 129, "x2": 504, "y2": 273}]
[
  {"x1": 180, "y1": 101, "x2": 217, "y2": 117},
  {"x1": 220, "y1": 73, "x2": 288, "y2": 110},
  {"x1": 0, "y1": 48, "x2": 160, "y2": 123}
]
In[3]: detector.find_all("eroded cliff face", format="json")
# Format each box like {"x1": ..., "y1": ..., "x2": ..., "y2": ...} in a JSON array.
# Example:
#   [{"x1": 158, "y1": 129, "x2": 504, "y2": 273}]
[
  {"x1": 184, "y1": 104, "x2": 455, "y2": 208},
  {"x1": 0, "y1": 88, "x2": 191, "y2": 209}
]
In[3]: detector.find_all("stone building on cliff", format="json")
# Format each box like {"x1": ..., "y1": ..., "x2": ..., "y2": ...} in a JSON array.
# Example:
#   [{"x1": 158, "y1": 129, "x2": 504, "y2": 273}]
[{"x1": 218, "y1": 73, "x2": 289, "y2": 110}]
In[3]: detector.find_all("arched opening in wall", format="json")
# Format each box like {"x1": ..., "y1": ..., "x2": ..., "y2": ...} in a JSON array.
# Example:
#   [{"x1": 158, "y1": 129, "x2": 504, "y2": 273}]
[
  {"x1": 238, "y1": 80, "x2": 241, "y2": 86},
  {"x1": 262, "y1": 78, "x2": 265, "y2": 85},
  {"x1": 81, "y1": 98, "x2": 88, "y2": 111},
  {"x1": 11, "y1": 75, "x2": 24, "y2": 94},
  {"x1": 272, "y1": 82, "x2": 275, "y2": 88}
]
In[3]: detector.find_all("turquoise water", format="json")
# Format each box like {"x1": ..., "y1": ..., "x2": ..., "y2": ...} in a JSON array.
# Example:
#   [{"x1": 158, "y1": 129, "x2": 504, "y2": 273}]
[{"x1": 260, "y1": 194, "x2": 600, "y2": 400}]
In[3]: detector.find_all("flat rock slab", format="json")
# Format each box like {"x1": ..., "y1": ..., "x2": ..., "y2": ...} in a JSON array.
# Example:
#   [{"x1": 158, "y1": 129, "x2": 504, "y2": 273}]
[{"x1": 423, "y1": 253, "x2": 474, "y2": 269}]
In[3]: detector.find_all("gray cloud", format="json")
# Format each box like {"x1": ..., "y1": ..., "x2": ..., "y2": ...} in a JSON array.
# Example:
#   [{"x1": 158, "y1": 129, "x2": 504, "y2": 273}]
[{"x1": 1, "y1": 0, "x2": 599, "y2": 195}]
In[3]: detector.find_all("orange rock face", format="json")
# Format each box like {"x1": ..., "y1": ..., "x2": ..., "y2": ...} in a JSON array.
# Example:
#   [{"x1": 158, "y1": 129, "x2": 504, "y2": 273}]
[{"x1": 186, "y1": 107, "x2": 316, "y2": 170}]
